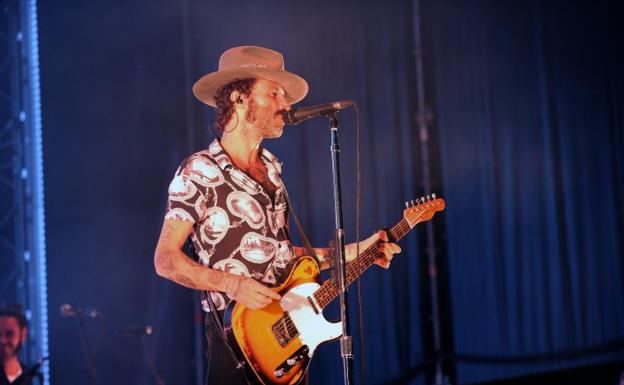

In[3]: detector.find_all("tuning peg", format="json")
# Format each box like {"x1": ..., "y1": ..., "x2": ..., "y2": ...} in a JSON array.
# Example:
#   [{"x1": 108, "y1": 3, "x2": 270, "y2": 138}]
[
  {"x1": 427, "y1": 194, "x2": 431, "y2": 201},
  {"x1": 432, "y1": 193, "x2": 436, "y2": 199},
  {"x1": 405, "y1": 201, "x2": 409, "y2": 208}
]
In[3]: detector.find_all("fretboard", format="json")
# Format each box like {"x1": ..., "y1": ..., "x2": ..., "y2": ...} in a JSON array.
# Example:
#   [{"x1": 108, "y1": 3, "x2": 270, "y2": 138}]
[{"x1": 312, "y1": 217, "x2": 414, "y2": 309}]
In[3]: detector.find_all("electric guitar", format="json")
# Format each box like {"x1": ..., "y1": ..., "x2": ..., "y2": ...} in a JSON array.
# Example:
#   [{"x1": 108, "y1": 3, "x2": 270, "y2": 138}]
[{"x1": 223, "y1": 195, "x2": 445, "y2": 385}]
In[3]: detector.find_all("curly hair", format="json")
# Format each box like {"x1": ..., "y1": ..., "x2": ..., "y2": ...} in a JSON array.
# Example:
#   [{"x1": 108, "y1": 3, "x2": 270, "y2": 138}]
[
  {"x1": 0, "y1": 304, "x2": 28, "y2": 329},
  {"x1": 214, "y1": 78, "x2": 257, "y2": 135}
]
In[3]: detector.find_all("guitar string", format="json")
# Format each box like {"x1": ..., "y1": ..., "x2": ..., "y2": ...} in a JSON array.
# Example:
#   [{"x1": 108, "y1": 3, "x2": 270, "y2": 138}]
[
  {"x1": 312, "y1": 206, "x2": 434, "y2": 308},
  {"x1": 274, "y1": 313, "x2": 299, "y2": 342},
  {"x1": 313, "y1": 208, "x2": 427, "y2": 306},
  {"x1": 272, "y1": 198, "x2": 442, "y2": 341}
]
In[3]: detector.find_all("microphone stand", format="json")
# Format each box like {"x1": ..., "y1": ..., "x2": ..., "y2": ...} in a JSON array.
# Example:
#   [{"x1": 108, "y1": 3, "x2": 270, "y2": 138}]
[
  {"x1": 140, "y1": 332, "x2": 165, "y2": 385},
  {"x1": 327, "y1": 112, "x2": 354, "y2": 385},
  {"x1": 78, "y1": 316, "x2": 97, "y2": 385}
]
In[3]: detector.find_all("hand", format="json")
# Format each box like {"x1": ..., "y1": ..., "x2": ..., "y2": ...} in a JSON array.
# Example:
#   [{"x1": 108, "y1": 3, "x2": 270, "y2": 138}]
[
  {"x1": 347, "y1": 230, "x2": 401, "y2": 269},
  {"x1": 223, "y1": 275, "x2": 281, "y2": 310}
]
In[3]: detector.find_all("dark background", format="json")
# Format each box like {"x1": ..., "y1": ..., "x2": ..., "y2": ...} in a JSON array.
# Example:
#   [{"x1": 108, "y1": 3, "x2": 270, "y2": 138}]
[{"x1": 37, "y1": 0, "x2": 623, "y2": 384}]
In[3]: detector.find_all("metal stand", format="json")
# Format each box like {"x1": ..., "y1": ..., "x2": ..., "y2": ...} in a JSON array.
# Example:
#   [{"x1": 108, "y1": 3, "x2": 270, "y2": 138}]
[
  {"x1": 411, "y1": 0, "x2": 450, "y2": 383},
  {"x1": 328, "y1": 113, "x2": 355, "y2": 385},
  {"x1": 78, "y1": 317, "x2": 97, "y2": 385},
  {"x1": 1, "y1": 2, "x2": 50, "y2": 383},
  {"x1": 141, "y1": 332, "x2": 166, "y2": 385}
]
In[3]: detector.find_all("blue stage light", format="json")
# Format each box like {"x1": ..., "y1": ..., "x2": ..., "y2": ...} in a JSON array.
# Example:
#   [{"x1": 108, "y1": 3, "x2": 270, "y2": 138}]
[{"x1": 26, "y1": 0, "x2": 50, "y2": 383}]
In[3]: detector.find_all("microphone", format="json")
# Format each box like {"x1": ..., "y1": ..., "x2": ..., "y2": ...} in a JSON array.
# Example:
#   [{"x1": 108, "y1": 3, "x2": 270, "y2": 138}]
[
  {"x1": 282, "y1": 100, "x2": 354, "y2": 125},
  {"x1": 118, "y1": 325, "x2": 154, "y2": 337},
  {"x1": 60, "y1": 303, "x2": 102, "y2": 319}
]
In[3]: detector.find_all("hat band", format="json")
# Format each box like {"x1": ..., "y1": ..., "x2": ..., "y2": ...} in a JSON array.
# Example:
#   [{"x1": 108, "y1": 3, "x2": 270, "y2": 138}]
[{"x1": 237, "y1": 63, "x2": 269, "y2": 68}]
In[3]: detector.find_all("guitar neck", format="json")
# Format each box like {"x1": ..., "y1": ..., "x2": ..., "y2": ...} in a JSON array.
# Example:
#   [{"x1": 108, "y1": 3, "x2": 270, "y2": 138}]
[{"x1": 312, "y1": 218, "x2": 412, "y2": 310}]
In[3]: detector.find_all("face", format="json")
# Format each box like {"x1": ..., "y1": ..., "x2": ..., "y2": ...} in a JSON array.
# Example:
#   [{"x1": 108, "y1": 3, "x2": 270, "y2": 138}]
[
  {"x1": 244, "y1": 79, "x2": 290, "y2": 138},
  {"x1": 0, "y1": 316, "x2": 26, "y2": 361}
]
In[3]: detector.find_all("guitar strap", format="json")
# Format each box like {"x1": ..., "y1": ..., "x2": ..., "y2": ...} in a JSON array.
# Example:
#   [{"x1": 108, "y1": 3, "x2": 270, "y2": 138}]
[{"x1": 281, "y1": 185, "x2": 320, "y2": 263}]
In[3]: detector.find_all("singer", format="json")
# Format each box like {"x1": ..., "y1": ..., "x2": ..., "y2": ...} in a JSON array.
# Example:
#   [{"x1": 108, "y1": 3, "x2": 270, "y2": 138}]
[
  {"x1": 153, "y1": 46, "x2": 400, "y2": 385},
  {"x1": 0, "y1": 306, "x2": 34, "y2": 385}
]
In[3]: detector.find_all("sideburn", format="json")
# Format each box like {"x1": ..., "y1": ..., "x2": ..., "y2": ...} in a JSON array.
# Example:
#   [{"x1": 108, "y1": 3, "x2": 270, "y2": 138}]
[{"x1": 245, "y1": 99, "x2": 257, "y2": 123}]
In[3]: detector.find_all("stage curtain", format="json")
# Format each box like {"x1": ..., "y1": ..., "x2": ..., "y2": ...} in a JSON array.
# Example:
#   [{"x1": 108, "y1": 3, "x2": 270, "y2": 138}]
[{"x1": 425, "y1": 0, "x2": 624, "y2": 382}]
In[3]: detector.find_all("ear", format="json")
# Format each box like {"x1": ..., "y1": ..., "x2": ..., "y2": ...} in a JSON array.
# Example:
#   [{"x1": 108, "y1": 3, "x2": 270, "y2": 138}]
[
  {"x1": 19, "y1": 327, "x2": 28, "y2": 343},
  {"x1": 229, "y1": 91, "x2": 246, "y2": 106}
]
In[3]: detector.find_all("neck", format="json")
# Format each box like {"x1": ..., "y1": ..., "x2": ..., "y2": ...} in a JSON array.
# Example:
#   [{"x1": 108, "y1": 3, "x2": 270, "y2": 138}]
[
  {"x1": 3, "y1": 356, "x2": 21, "y2": 376},
  {"x1": 220, "y1": 119, "x2": 263, "y2": 169}
]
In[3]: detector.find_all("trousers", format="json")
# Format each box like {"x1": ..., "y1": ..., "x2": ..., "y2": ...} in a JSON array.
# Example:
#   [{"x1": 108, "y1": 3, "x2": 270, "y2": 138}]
[{"x1": 204, "y1": 313, "x2": 247, "y2": 385}]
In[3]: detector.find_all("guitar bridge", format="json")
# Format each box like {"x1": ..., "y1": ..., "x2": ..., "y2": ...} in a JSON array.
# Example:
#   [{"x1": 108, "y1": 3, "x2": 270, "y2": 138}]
[
  {"x1": 274, "y1": 345, "x2": 309, "y2": 378},
  {"x1": 271, "y1": 313, "x2": 299, "y2": 347}
]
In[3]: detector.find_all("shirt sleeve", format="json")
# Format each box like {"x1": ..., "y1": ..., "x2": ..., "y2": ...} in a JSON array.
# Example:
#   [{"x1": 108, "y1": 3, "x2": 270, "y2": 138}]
[{"x1": 164, "y1": 155, "x2": 218, "y2": 223}]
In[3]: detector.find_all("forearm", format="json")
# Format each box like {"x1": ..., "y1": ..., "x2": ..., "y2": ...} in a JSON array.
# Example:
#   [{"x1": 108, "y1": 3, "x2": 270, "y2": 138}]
[
  {"x1": 293, "y1": 246, "x2": 331, "y2": 269},
  {"x1": 154, "y1": 247, "x2": 240, "y2": 293},
  {"x1": 293, "y1": 245, "x2": 358, "y2": 270}
]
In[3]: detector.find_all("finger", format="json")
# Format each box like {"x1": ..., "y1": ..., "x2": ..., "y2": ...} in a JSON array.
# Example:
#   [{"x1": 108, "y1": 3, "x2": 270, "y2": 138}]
[
  {"x1": 380, "y1": 243, "x2": 400, "y2": 255},
  {"x1": 378, "y1": 230, "x2": 389, "y2": 242},
  {"x1": 255, "y1": 284, "x2": 281, "y2": 300},
  {"x1": 251, "y1": 293, "x2": 272, "y2": 308},
  {"x1": 266, "y1": 290, "x2": 281, "y2": 300},
  {"x1": 259, "y1": 291, "x2": 275, "y2": 304},
  {"x1": 244, "y1": 298, "x2": 263, "y2": 310}
]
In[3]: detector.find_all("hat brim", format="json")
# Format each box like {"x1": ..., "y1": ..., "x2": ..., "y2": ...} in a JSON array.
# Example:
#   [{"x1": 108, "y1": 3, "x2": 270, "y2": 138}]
[{"x1": 192, "y1": 68, "x2": 309, "y2": 107}]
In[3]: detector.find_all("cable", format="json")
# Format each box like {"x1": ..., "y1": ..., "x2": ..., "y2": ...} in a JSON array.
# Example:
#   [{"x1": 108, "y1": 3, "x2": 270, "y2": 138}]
[{"x1": 353, "y1": 102, "x2": 367, "y2": 385}]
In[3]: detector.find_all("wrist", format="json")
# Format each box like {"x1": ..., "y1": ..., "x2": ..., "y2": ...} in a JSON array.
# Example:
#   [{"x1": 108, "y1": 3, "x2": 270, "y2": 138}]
[{"x1": 222, "y1": 273, "x2": 242, "y2": 296}]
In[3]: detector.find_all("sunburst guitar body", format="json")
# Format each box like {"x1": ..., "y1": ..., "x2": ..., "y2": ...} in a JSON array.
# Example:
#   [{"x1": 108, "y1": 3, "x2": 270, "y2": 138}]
[{"x1": 223, "y1": 195, "x2": 445, "y2": 385}]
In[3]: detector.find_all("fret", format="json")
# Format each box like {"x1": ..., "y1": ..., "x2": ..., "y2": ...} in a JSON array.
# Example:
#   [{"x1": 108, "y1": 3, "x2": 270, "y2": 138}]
[
  {"x1": 312, "y1": 215, "x2": 426, "y2": 309},
  {"x1": 311, "y1": 199, "x2": 443, "y2": 310}
]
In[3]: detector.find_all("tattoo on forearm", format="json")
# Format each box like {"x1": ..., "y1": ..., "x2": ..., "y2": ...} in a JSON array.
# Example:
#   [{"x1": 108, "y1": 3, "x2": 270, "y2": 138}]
[
  {"x1": 174, "y1": 273, "x2": 199, "y2": 289},
  {"x1": 155, "y1": 250, "x2": 174, "y2": 270},
  {"x1": 206, "y1": 270, "x2": 224, "y2": 286}
]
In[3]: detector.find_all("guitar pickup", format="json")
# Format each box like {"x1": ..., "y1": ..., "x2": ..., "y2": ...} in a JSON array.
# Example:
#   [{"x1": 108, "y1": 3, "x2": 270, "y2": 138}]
[
  {"x1": 271, "y1": 313, "x2": 299, "y2": 347},
  {"x1": 274, "y1": 346, "x2": 309, "y2": 378}
]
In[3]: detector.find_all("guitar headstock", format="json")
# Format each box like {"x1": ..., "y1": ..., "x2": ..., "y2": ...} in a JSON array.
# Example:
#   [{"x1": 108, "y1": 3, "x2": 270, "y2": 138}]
[{"x1": 403, "y1": 194, "x2": 445, "y2": 228}]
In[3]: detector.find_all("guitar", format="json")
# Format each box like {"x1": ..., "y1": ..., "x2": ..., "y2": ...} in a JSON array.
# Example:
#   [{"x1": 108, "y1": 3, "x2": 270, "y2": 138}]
[{"x1": 222, "y1": 195, "x2": 445, "y2": 385}]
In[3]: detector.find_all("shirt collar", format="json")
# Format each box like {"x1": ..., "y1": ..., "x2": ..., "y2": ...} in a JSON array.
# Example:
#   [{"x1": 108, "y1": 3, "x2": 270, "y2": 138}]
[{"x1": 207, "y1": 138, "x2": 283, "y2": 174}]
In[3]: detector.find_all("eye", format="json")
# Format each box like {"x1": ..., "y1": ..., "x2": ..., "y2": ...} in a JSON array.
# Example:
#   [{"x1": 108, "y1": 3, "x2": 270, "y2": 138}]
[{"x1": 272, "y1": 88, "x2": 285, "y2": 98}]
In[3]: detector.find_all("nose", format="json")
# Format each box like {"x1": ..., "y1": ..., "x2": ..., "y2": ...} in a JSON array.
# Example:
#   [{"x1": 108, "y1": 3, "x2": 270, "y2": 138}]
[{"x1": 277, "y1": 95, "x2": 290, "y2": 111}]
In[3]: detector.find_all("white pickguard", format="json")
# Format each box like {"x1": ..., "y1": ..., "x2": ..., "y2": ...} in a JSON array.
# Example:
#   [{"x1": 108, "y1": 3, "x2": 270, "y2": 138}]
[{"x1": 279, "y1": 282, "x2": 342, "y2": 356}]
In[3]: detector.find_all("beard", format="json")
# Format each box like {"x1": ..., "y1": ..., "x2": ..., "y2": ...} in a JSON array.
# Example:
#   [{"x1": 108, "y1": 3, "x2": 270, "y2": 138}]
[{"x1": 245, "y1": 99, "x2": 284, "y2": 138}]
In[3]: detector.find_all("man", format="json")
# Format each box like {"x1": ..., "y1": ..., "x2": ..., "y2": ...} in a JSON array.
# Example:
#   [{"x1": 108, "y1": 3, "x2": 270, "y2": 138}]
[
  {"x1": 154, "y1": 46, "x2": 400, "y2": 384},
  {"x1": 0, "y1": 306, "x2": 32, "y2": 385}
]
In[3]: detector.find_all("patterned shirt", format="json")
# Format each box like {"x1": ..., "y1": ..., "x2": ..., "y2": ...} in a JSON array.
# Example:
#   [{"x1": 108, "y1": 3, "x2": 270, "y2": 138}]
[{"x1": 165, "y1": 139, "x2": 296, "y2": 311}]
